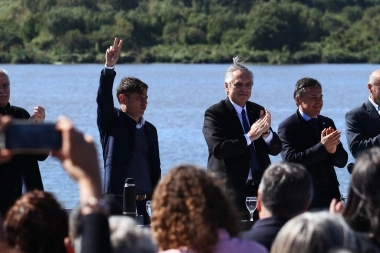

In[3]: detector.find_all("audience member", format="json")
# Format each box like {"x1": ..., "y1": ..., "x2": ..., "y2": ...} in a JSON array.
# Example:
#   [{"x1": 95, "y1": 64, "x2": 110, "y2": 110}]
[
  {"x1": 240, "y1": 162, "x2": 312, "y2": 251},
  {"x1": 3, "y1": 190, "x2": 68, "y2": 253},
  {"x1": 271, "y1": 211, "x2": 356, "y2": 253},
  {"x1": 202, "y1": 56, "x2": 281, "y2": 218},
  {"x1": 278, "y1": 77, "x2": 348, "y2": 209},
  {"x1": 109, "y1": 216, "x2": 157, "y2": 253},
  {"x1": 343, "y1": 147, "x2": 380, "y2": 252},
  {"x1": 151, "y1": 164, "x2": 268, "y2": 253}
]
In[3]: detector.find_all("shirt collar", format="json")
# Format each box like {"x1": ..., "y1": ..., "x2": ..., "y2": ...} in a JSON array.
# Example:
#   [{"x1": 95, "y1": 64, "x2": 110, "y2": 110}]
[
  {"x1": 127, "y1": 114, "x2": 145, "y2": 129},
  {"x1": 230, "y1": 99, "x2": 246, "y2": 114},
  {"x1": 298, "y1": 109, "x2": 317, "y2": 121},
  {"x1": 369, "y1": 96, "x2": 380, "y2": 111}
]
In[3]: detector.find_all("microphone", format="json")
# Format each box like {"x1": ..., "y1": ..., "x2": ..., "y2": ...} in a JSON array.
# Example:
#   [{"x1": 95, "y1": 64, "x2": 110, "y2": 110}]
[
  {"x1": 347, "y1": 163, "x2": 355, "y2": 174},
  {"x1": 123, "y1": 178, "x2": 136, "y2": 218}
]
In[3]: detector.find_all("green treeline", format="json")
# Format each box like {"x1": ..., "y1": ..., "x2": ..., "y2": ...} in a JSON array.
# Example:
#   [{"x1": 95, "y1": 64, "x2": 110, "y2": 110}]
[{"x1": 1, "y1": 0, "x2": 380, "y2": 64}]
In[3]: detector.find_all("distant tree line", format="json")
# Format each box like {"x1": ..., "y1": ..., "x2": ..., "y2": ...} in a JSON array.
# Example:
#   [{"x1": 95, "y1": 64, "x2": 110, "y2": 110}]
[{"x1": 1, "y1": 0, "x2": 380, "y2": 64}]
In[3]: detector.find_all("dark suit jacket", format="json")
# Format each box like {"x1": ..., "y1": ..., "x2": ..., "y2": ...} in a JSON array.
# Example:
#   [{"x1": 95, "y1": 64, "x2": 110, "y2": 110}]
[
  {"x1": 345, "y1": 100, "x2": 380, "y2": 158},
  {"x1": 240, "y1": 217, "x2": 289, "y2": 251},
  {"x1": 0, "y1": 103, "x2": 46, "y2": 217},
  {"x1": 96, "y1": 69, "x2": 161, "y2": 195},
  {"x1": 202, "y1": 99, "x2": 282, "y2": 197},
  {"x1": 278, "y1": 110, "x2": 348, "y2": 208}
]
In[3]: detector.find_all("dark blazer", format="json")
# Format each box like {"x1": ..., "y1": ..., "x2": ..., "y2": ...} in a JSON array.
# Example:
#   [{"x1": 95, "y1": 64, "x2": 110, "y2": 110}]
[
  {"x1": 0, "y1": 103, "x2": 46, "y2": 217},
  {"x1": 345, "y1": 100, "x2": 380, "y2": 158},
  {"x1": 278, "y1": 110, "x2": 348, "y2": 208},
  {"x1": 202, "y1": 99, "x2": 282, "y2": 195},
  {"x1": 240, "y1": 217, "x2": 289, "y2": 251},
  {"x1": 96, "y1": 69, "x2": 161, "y2": 195}
]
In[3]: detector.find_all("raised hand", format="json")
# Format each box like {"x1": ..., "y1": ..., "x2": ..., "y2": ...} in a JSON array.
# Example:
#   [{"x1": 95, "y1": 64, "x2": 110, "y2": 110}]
[
  {"x1": 248, "y1": 109, "x2": 271, "y2": 141},
  {"x1": 29, "y1": 105, "x2": 45, "y2": 123},
  {"x1": 105, "y1": 37, "x2": 124, "y2": 68},
  {"x1": 321, "y1": 127, "x2": 341, "y2": 154}
]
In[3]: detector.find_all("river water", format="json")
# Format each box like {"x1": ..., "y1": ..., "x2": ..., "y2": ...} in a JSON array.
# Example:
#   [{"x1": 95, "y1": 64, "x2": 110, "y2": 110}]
[{"x1": 1, "y1": 63, "x2": 378, "y2": 208}]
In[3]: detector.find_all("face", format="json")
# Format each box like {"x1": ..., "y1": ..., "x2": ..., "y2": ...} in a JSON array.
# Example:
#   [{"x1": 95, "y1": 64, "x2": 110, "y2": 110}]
[
  {"x1": 124, "y1": 90, "x2": 148, "y2": 121},
  {"x1": 0, "y1": 73, "x2": 10, "y2": 107},
  {"x1": 225, "y1": 70, "x2": 252, "y2": 107},
  {"x1": 296, "y1": 86, "x2": 323, "y2": 118},
  {"x1": 368, "y1": 81, "x2": 380, "y2": 106}
]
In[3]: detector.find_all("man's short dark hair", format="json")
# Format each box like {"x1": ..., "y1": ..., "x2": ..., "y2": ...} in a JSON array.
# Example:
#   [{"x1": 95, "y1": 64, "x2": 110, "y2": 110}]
[
  {"x1": 260, "y1": 162, "x2": 313, "y2": 217},
  {"x1": 293, "y1": 77, "x2": 322, "y2": 99},
  {"x1": 116, "y1": 77, "x2": 148, "y2": 103}
]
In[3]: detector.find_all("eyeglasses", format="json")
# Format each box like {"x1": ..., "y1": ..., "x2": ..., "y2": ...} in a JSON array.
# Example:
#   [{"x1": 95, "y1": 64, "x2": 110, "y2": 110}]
[{"x1": 0, "y1": 84, "x2": 10, "y2": 90}]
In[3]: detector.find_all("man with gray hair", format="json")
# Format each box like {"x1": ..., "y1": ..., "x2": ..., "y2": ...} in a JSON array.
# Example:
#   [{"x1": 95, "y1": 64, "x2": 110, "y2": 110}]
[
  {"x1": 202, "y1": 56, "x2": 282, "y2": 218},
  {"x1": 240, "y1": 162, "x2": 313, "y2": 251},
  {"x1": 0, "y1": 69, "x2": 47, "y2": 217},
  {"x1": 345, "y1": 69, "x2": 380, "y2": 159}
]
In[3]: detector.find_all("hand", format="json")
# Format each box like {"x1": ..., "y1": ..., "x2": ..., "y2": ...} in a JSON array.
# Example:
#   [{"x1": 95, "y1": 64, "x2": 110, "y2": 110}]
[
  {"x1": 321, "y1": 127, "x2": 341, "y2": 154},
  {"x1": 247, "y1": 109, "x2": 271, "y2": 141},
  {"x1": 329, "y1": 198, "x2": 344, "y2": 214},
  {"x1": 29, "y1": 105, "x2": 45, "y2": 123},
  {"x1": 105, "y1": 37, "x2": 123, "y2": 68},
  {"x1": 51, "y1": 117, "x2": 102, "y2": 201},
  {"x1": 0, "y1": 115, "x2": 12, "y2": 163}
]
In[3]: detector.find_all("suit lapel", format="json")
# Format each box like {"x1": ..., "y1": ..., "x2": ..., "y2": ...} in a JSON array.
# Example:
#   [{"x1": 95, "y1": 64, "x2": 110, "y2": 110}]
[
  {"x1": 224, "y1": 99, "x2": 245, "y2": 134},
  {"x1": 365, "y1": 100, "x2": 380, "y2": 130}
]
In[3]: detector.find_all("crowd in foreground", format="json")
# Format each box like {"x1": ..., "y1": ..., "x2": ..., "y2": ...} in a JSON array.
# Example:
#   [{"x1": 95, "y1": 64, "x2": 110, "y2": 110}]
[{"x1": 0, "y1": 115, "x2": 378, "y2": 253}]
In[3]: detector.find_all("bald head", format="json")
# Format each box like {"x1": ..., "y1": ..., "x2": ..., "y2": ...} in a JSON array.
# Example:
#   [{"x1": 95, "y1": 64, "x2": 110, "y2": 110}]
[
  {"x1": 369, "y1": 70, "x2": 380, "y2": 86},
  {"x1": 0, "y1": 69, "x2": 10, "y2": 107}
]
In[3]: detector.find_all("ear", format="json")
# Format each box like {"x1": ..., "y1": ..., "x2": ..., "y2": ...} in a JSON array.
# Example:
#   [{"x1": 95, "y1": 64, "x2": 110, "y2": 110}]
[
  {"x1": 64, "y1": 237, "x2": 75, "y2": 253},
  {"x1": 368, "y1": 83, "x2": 373, "y2": 93},
  {"x1": 295, "y1": 96, "x2": 301, "y2": 106},
  {"x1": 257, "y1": 190, "x2": 262, "y2": 212},
  {"x1": 224, "y1": 82, "x2": 229, "y2": 94},
  {"x1": 118, "y1": 94, "x2": 127, "y2": 104}
]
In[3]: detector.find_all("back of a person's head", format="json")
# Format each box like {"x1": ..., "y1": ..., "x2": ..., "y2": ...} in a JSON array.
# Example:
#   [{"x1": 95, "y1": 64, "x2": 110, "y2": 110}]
[
  {"x1": 4, "y1": 190, "x2": 68, "y2": 253},
  {"x1": 109, "y1": 216, "x2": 157, "y2": 253},
  {"x1": 151, "y1": 164, "x2": 238, "y2": 253},
  {"x1": 259, "y1": 162, "x2": 313, "y2": 217},
  {"x1": 271, "y1": 211, "x2": 355, "y2": 253},
  {"x1": 343, "y1": 147, "x2": 380, "y2": 240}
]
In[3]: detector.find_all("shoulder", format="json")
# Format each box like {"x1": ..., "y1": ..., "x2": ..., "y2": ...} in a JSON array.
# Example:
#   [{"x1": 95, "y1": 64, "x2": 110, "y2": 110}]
[
  {"x1": 279, "y1": 112, "x2": 298, "y2": 127},
  {"x1": 144, "y1": 120, "x2": 157, "y2": 130},
  {"x1": 318, "y1": 114, "x2": 334, "y2": 124},
  {"x1": 206, "y1": 100, "x2": 227, "y2": 112},
  {"x1": 246, "y1": 101, "x2": 265, "y2": 111},
  {"x1": 216, "y1": 229, "x2": 268, "y2": 253},
  {"x1": 346, "y1": 103, "x2": 368, "y2": 118},
  {"x1": 9, "y1": 105, "x2": 30, "y2": 118}
]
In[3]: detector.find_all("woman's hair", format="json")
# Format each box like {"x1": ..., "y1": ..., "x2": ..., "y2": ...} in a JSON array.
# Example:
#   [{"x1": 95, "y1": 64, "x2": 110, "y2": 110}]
[
  {"x1": 151, "y1": 164, "x2": 238, "y2": 253},
  {"x1": 343, "y1": 147, "x2": 380, "y2": 243},
  {"x1": 4, "y1": 190, "x2": 68, "y2": 253},
  {"x1": 271, "y1": 211, "x2": 355, "y2": 253}
]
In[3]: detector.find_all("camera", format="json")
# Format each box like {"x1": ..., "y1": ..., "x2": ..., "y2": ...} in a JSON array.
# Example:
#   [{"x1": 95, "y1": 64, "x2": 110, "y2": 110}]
[{"x1": 0, "y1": 120, "x2": 62, "y2": 153}]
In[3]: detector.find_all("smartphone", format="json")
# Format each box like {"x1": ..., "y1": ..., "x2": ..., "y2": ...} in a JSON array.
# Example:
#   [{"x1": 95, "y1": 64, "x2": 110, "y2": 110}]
[{"x1": 0, "y1": 121, "x2": 62, "y2": 153}]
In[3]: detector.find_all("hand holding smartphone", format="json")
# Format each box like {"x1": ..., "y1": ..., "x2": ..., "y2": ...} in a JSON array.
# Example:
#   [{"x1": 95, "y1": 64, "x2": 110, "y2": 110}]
[{"x1": 0, "y1": 120, "x2": 62, "y2": 153}]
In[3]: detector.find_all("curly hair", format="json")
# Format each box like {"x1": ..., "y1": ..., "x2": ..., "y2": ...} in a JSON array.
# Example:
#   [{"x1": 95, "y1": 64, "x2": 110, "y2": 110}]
[
  {"x1": 151, "y1": 164, "x2": 238, "y2": 253},
  {"x1": 4, "y1": 190, "x2": 68, "y2": 253}
]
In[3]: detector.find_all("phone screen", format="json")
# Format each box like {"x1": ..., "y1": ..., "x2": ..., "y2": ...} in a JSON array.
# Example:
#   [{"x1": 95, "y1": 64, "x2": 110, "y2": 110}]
[{"x1": 2, "y1": 122, "x2": 62, "y2": 152}]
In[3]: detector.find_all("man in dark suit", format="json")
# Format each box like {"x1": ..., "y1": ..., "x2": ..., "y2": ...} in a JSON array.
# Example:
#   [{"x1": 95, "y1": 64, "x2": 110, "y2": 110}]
[
  {"x1": 278, "y1": 77, "x2": 348, "y2": 209},
  {"x1": 96, "y1": 38, "x2": 161, "y2": 224},
  {"x1": 202, "y1": 57, "x2": 282, "y2": 217},
  {"x1": 0, "y1": 69, "x2": 47, "y2": 217},
  {"x1": 240, "y1": 162, "x2": 312, "y2": 251},
  {"x1": 345, "y1": 69, "x2": 380, "y2": 159}
]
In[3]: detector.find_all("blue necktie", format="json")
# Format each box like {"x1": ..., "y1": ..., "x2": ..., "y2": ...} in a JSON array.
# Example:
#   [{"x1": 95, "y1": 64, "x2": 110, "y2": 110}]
[{"x1": 241, "y1": 109, "x2": 260, "y2": 183}]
